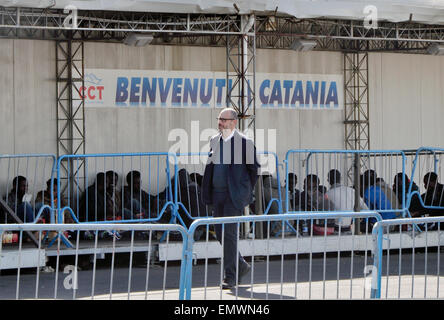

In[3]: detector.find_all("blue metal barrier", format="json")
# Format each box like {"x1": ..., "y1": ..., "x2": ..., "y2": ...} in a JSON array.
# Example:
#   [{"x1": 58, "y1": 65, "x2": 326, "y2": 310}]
[
  {"x1": 0, "y1": 222, "x2": 188, "y2": 300},
  {"x1": 0, "y1": 154, "x2": 57, "y2": 224},
  {"x1": 55, "y1": 152, "x2": 184, "y2": 225},
  {"x1": 407, "y1": 147, "x2": 444, "y2": 216},
  {"x1": 258, "y1": 151, "x2": 283, "y2": 215},
  {"x1": 371, "y1": 216, "x2": 444, "y2": 299},
  {"x1": 182, "y1": 211, "x2": 383, "y2": 300},
  {"x1": 173, "y1": 151, "x2": 282, "y2": 222},
  {"x1": 284, "y1": 149, "x2": 408, "y2": 219}
]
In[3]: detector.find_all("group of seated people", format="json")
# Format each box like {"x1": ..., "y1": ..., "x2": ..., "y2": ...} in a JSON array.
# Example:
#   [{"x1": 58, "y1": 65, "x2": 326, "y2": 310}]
[
  {"x1": 0, "y1": 169, "x2": 207, "y2": 227},
  {"x1": 277, "y1": 169, "x2": 444, "y2": 235},
  {"x1": 77, "y1": 169, "x2": 206, "y2": 227},
  {"x1": 0, "y1": 175, "x2": 72, "y2": 224}
]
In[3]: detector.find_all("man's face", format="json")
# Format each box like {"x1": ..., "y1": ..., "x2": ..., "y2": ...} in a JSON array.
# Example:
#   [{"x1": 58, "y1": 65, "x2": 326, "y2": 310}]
[
  {"x1": 48, "y1": 183, "x2": 57, "y2": 196},
  {"x1": 107, "y1": 175, "x2": 117, "y2": 191},
  {"x1": 288, "y1": 177, "x2": 296, "y2": 188},
  {"x1": 304, "y1": 179, "x2": 316, "y2": 192},
  {"x1": 217, "y1": 110, "x2": 237, "y2": 134},
  {"x1": 18, "y1": 180, "x2": 28, "y2": 194},
  {"x1": 424, "y1": 178, "x2": 436, "y2": 190},
  {"x1": 132, "y1": 177, "x2": 141, "y2": 191}
]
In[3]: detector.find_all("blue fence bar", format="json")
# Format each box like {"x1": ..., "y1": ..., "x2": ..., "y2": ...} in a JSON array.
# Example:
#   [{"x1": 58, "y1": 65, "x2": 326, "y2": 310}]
[
  {"x1": 0, "y1": 222, "x2": 188, "y2": 300},
  {"x1": 406, "y1": 147, "x2": 444, "y2": 219},
  {"x1": 55, "y1": 152, "x2": 183, "y2": 226},
  {"x1": 0, "y1": 154, "x2": 57, "y2": 224},
  {"x1": 182, "y1": 211, "x2": 382, "y2": 300},
  {"x1": 371, "y1": 216, "x2": 444, "y2": 299},
  {"x1": 284, "y1": 150, "x2": 408, "y2": 234}
]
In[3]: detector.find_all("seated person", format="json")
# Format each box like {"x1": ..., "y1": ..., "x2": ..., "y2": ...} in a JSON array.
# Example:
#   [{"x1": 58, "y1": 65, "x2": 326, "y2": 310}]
[
  {"x1": 325, "y1": 169, "x2": 369, "y2": 233},
  {"x1": 176, "y1": 169, "x2": 207, "y2": 227},
  {"x1": 4, "y1": 176, "x2": 34, "y2": 223},
  {"x1": 362, "y1": 170, "x2": 398, "y2": 233},
  {"x1": 78, "y1": 172, "x2": 107, "y2": 222},
  {"x1": 286, "y1": 172, "x2": 301, "y2": 211},
  {"x1": 318, "y1": 185, "x2": 328, "y2": 194},
  {"x1": 363, "y1": 170, "x2": 398, "y2": 220},
  {"x1": 300, "y1": 174, "x2": 336, "y2": 235},
  {"x1": 123, "y1": 171, "x2": 158, "y2": 219},
  {"x1": 421, "y1": 172, "x2": 444, "y2": 216},
  {"x1": 262, "y1": 173, "x2": 283, "y2": 215},
  {"x1": 392, "y1": 172, "x2": 422, "y2": 216},
  {"x1": 35, "y1": 178, "x2": 72, "y2": 223},
  {"x1": 189, "y1": 172, "x2": 203, "y2": 188},
  {"x1": 105, "y1": 170, "x2": 133, "y2": 221},
  {"x1": 300, "y1": 174, "x2": 335, "y2": 211}
]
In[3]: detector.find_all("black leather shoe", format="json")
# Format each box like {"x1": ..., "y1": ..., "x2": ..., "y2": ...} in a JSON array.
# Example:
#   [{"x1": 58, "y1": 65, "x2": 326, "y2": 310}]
[{"x1": 238, "y1": 262, "x2": 251, "y2": 283}]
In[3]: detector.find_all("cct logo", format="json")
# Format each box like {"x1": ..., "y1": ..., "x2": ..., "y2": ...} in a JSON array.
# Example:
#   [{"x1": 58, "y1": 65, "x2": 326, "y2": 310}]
[{"x1": 80, "y1": 73, "x2": 105, "y2": 102}]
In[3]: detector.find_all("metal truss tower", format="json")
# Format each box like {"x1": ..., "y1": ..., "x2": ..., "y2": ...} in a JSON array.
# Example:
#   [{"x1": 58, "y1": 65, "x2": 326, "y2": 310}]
[
  {"x1": 226, "y1": 15, "x2": 256, "y2": 136},
  {"x1": 343, "y1": 51, "x2": 370, "y2": 196},
  {"x1": 344, "y1": 51, "x2": 370, "y2": 151}
]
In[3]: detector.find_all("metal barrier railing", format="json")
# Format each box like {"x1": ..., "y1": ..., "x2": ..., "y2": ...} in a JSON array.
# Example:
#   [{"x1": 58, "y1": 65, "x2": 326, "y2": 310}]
[
  {"x1": 6, "y1": 213, "x2": 444, "y2": 300},
  {"x1": 174, "y1": 151, "x2": 281, "y2": 218},
  {"x1": 182, "y1": 211, "x2": 382, "y2": 300},
  {"x1": 406, "y1": 147, "x2": 444, "y2": 218},
  {"x1": 284, "y1": 150, "x2": 408, "y2": 226},
  {"x1": 0, "y1": 154, "x2": 57, "y2": 225},
  {"x1": 173, "y1": 152, "x2": 213, "y2": 224},
  {"x1": 257, "y1": 151, "x2": 283, "y2": 216},
  {"x1": 0, "y1": 223, "x2": 188, "y2": 300},
  {"x1": 371, "y1": 216, "x2": 444, "y2": 299},
  {"x1": 55, "y1": 152, "x2": 182, "y2": 226}
]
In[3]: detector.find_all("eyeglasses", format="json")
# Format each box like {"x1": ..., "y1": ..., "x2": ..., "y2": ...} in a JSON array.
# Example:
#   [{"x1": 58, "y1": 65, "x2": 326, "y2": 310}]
[{"x1": 217, "y1": 117, "x2": 235, "y2": 122}]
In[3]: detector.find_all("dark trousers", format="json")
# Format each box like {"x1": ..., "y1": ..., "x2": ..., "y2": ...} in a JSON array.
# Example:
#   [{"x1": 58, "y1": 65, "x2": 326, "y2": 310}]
[
  {"x1": 17, "y1": 202, "x2": 35, "y2": 223},
  {"x1": 212, "y1": 191, "x2": 247, "y2": 282}
]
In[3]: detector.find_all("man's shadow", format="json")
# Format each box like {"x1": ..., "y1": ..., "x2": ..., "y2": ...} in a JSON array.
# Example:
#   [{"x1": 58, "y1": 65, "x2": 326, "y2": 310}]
[{"x1": 225, "y1": 284, "x2": 296, "y2": 300}]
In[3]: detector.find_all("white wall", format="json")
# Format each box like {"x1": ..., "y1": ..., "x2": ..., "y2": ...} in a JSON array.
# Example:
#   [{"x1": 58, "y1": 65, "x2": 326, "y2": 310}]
[
  {"x1": 0, "y1": 40, "x2": 56, "y2": 198},
  {"x1": 0, "y1": 39, "x2": 444, "y2": 193},
  {"x1": 369, "y1": 52, "x2": 444, "y2": 150},
  {"x1": 0, "y1": 39, "x2": 56, "y2": 155}
]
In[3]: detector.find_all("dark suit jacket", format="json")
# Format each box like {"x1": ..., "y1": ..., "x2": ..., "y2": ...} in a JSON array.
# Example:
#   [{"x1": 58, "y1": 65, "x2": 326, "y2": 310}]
[{"x1": 201, "y1": 130, "x2": 260, "y2": 211}]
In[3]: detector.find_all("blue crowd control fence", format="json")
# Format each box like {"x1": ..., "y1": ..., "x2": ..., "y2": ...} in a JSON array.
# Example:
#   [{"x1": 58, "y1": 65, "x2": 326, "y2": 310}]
[
  {"x1": 55, "y1": 152, "x2": 184, "y2": 226},
  {"x1": 0, "y1": 154, "x2": 57, "y2": 224},
  {"x1": 406, "y1": 147, "x2": 444, "y2": 219},
  {"x1": 173, "y1": 150, "x2": 282, "y2": 217},
  {"x1": 284, "y1": 150, "x2": 408, "y2": 228},
  {"x1": 0, "y1": 223, "x2": 188, "y2": 300},
  {"x1": 257, "y1": 151, "x2": 283, "y2": 216},
  {"x1": 371, "y1": 216, "x2": 444, "y2": 299},
  {"x1": 181, "y1": 211, "x2": 383, "y2": 300}
]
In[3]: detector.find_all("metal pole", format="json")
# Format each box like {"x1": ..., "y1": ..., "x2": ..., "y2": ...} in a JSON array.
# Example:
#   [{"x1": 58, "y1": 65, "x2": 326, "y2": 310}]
[{"x1": 354, "y1": 153, "x2": 361, "y2": 235}]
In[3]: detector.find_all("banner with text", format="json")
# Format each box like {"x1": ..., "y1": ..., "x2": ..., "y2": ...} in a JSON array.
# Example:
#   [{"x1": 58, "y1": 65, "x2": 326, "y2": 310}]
[{"x1": 82, "y1": 69, "x2": 344, "y2": 110}]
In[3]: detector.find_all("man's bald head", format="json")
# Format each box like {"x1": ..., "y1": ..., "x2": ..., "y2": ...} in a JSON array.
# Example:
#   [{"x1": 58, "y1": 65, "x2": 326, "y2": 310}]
[{"x1": 217, "y1": 108, "x2": 238, "y2": 136}]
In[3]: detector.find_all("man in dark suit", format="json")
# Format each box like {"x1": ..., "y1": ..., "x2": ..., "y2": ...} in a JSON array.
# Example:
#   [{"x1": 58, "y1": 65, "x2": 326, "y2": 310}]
[{"x1": 201, "y1": 107, "x2": 260, "y2": 289}]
